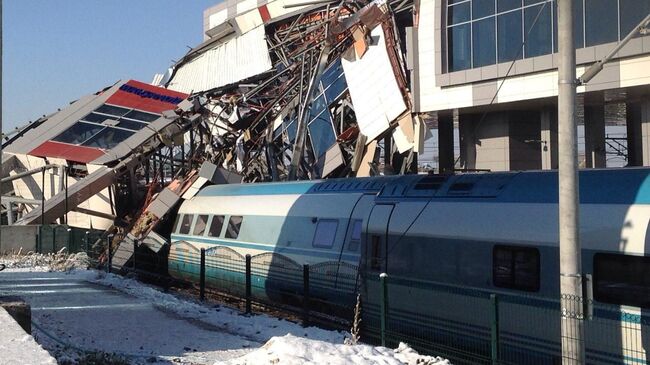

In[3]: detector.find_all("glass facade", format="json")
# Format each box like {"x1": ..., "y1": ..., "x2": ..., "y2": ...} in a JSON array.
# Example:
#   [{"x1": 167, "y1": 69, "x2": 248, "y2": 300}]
[
  {"x1": 446, "y1": 0, "x2": 650, "y2": 72},
  {"x1": 52, "y1": 103, "x2": 160, "y2": 150}
]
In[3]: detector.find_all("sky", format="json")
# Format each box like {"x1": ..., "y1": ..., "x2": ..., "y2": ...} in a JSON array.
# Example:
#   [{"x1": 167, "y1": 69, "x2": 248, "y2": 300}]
[{"x1": 3, "y1": 0, "x2": 219, "y2": 133}]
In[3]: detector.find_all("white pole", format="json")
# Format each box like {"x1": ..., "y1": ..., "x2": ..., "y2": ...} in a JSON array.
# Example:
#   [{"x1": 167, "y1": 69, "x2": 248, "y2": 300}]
[{"x1": 557, "y1": 0, "x2": 584, "y2": 363}]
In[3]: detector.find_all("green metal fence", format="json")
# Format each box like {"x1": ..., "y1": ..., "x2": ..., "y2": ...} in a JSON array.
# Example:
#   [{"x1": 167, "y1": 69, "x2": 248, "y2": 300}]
[
  {"x1": 36, "y1": 224, "x2": 105, "y2": 261},
  {"x1": 363, "y1": 274, "x2": 650, "y2": 365}
]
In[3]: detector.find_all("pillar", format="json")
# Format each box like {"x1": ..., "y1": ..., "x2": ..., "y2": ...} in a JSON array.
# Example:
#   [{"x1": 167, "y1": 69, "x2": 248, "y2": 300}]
[
  {"x1": 626, "y1": 102, "x2": 642, "y2": 166},
  {"x1": 438, "y1": 112, "x2": 454, "y2": 173},
  {"x1": 458, "y1": 112, "x2": 476, "y2": 171},
  {"x1": 541, "y1": 107, "x2": 558, "y2": 169},
  {"x1": 584, "y1": 104, "x2": 606, "y2": 168}
]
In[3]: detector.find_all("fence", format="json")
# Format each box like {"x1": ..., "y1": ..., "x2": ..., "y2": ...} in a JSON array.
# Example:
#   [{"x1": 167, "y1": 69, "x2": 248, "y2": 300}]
[
  {"x1": 363, "y1": 273, "x2": 650, "y2": 365},
  {"x1": 36, "y1": 224, "x2": 105, "y2": 261},
  {"x1": 167, "y1": 246, "x2": 357, "y2": 330}
]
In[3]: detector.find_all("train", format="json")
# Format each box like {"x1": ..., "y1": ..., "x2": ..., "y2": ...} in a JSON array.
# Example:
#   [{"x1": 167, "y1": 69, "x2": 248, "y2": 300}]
[{"x1": 167, "y1": 167, "x2": 650, "y2": 364}]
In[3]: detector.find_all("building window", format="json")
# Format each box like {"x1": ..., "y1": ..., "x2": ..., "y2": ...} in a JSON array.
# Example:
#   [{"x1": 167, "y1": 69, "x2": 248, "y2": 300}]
[
  {"x1": 178, "y1": 214, "x2": 193, "y2": 235},
  {"x1": 225, "y1": 216, "x2": 243, "y2": 239},
  {"x1": 445, "y1": 0, "x2": 637, "y2": 73},
  {"x1": 193, "y1": 215, "x2": 208, "y2": 236},
  {"x1": 594, "y1": 253, "x2": 650, "y2": 308},
  {"x1": 493, "y1": 245, "x2": 540, "y2": 291},
  {"x1": 208, "y1": 215, "x2": 225, "y2": 237},
  {"x1": 312, "y1": 219, "x2": 338, "y2": 249}
]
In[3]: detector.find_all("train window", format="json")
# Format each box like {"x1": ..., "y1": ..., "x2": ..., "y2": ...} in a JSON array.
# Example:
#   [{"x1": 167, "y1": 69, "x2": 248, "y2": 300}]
[
  {"x1": 193, "y1": 215, "x2": 208, "y2": 236},
  {"x1": 208, "y1": 215, "x2": 225, "y2": 237},
  {"x1": 594, "y1": 253, "x2": 650, "y2": 308},
  {"x1": 178, "y1": 214, "x2": 193, "y2": 235},
  {"x1": 348, "y1": 219, "x2": 362, "y2": 251},
  {"x1": 225, "y1": 216, "x2": 243, "y2": 239},
  {"x1": 312, "y1": 219, "x2": 338, "y2": 248},
  {"x1": 493, "y1": 245, "x2": 540, "y2": 292}
]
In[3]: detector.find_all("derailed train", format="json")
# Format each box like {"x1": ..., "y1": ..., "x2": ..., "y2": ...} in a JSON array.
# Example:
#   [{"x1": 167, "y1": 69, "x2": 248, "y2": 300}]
[{"x1": 168, "y1": 168, "x2": 650, "y2": 364}]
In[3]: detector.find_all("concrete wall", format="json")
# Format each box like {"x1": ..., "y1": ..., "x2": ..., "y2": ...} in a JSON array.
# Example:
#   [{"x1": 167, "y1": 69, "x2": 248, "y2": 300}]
[{"x1": 0, "y1": 225, "x2": 39, "y2": 254}]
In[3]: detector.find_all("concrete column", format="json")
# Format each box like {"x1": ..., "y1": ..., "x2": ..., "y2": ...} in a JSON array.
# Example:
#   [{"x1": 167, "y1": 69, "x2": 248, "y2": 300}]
[
  {"x1": 458, "y1": 113, "x2": 476, "y2": 171},
  {"x1": 626, "y1": 102, "x2": 643, "y2": 166},
  {"x1": 584, "y1": 104, "x2": 606, "y2": 168},
  {"x1": 540, "y1": 108, "x2": 558, "y2": 169},
  {"x1": 641, "y1": 100, "x2": 650, "y2": 166},
  {"x1": 438, "y1": 112, "x2": 454, "y2": 173}
]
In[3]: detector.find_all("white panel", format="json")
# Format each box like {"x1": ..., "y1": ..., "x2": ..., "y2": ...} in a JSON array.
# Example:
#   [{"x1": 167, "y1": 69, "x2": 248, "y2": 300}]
[
  {"x1": 234, "y1": 11, "x2": 264, "y2": 34},
  {"x1": 167, "y1": 26, "x2": 272, "y2": 94},
  {"x1": 342, "y1": 26, "x2": 407, "y2": 142},
  {"x1": 208, "y1": 9, "x2": 229, "y2": 30}
]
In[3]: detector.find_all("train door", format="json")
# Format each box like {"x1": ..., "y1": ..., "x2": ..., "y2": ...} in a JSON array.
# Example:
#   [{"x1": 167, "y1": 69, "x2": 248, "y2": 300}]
[{"x1": 364, "y1": 203, "x2": 394, "y2": 275}]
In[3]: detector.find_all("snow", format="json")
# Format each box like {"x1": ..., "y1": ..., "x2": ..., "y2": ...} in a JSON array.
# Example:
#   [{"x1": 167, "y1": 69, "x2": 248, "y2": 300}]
[
  {"x1": 0, "y1": 254, "x2": 450, "y2": 364},
  {"x1": 0, "y1": 306, "x2": 57, "y2": 365}
]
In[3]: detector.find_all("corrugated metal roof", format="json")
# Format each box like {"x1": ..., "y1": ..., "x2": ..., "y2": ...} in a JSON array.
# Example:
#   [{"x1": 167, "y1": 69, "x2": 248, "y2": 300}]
[{"x1": 166, "y1": 25, "x2": 272, "y2": 94}]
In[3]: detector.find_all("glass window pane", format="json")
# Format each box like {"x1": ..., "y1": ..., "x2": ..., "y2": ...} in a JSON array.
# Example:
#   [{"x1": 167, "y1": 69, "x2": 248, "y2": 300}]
[
  {"x1": 620, "y1": 0, "x2": 650, "y2": 38},
  {"x1": 53, "y1": 122, "x2": 104, "y2": 145},
  {"x1": 552, "y1": 0, "x2": 584, "y2": 52},
  {"x1": 585, "y1": 0, "x2": 618, "y2": 46},
  {"x1": 498, "y1": 10, "x2": 523, "y2": 62},
  {"x1": 448, "y1": 2, "x2": 471, "y2": 24},
  {"x1": 81, "y1": 112, "x2": 109, "y2": 124},
  {"x1": 473, "y1": 0, "x2": 495, "y2": 19},
  {"x1": 81, "y1": 127, "x2": 134, "y2": 149},
  {"x1": 351, "y1": 219, "x2": 362, "y2": 241},
  {"x1": 123, "y1": 109, "x2": 159, "y2": 123},
  {"x1": 208, "y1": 215, "x2": 225, "y2": 237},
  {"x1": 308, "y1": 113, "x2": 336, "y2": 159},
  {"x1": 313, "y1": 219, "x2": 338, "y2": 248},
  {"x1": 473, "y1": 17, "x2": 496, "y2": 67},
  {"x1": 179, "y1": 214, "x2": 193, "y2": 235},
  {"x1": 117, "y1": 119, "x2": 147, "y2": 131},
  {"x1": 95, "y1": 104, "x2": 130, "y2": 117},
  {"x1": 497, "y1": 0, "x2": 521, "y2": 12},
  {"x1": 524, "y1": 0, "x2": 544, "y2": 4},
  {"x1": 193, "y1": 215, "x2": 208, "y2": 236},
  {"x1": 524, "y1": 3, "x2": 552, "y2": 58},
  {"x1": 225, "y1": 216, "x2": 242, "y2": 239},
  {"x1": 493, "y1": 245, "x2": 539, "y2": 291},
  {"x1": 594, "y1": 253, "x2": 650, "y2": 308},
  {"x1": 448, "y1": 24, "x2": 472, "y2": 71}
]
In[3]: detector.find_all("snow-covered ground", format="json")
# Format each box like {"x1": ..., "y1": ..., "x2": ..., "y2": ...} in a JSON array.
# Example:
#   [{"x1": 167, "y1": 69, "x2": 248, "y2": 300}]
[{"x1": 0, "y1": 253, "x2": 449, "y2": 364}]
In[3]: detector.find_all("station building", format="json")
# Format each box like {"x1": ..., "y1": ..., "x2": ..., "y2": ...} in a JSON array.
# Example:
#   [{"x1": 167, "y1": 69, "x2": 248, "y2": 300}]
[{"x1": 201, "y1": 0, "x2": 650, "y2": 172}]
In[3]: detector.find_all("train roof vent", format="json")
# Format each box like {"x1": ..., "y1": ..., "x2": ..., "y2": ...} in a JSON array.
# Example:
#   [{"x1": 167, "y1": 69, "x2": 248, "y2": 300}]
[
  {"x1": 413, "y1": 175, "x2": 448, "y2": 190},
  {"x1": 443, "y1": 173, "x2": 516, "y2": 197},
  {"x1": 309, "y1": 177, "x2": 394, "y2": 194}
]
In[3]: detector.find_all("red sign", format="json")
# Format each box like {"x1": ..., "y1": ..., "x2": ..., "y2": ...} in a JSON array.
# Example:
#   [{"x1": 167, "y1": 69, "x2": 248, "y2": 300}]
[
  {"x1": 30, "y1": 141, "x2": 106, "y2": 164},
  {"x1": 106, "y1": 80, "x2": 188, "y2": 114}
]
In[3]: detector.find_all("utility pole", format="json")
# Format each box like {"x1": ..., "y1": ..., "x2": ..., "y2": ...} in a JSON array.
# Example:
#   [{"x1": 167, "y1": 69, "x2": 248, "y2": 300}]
[
  {"x1": 1, "y1": 0, "x2": 4, "y2": 252},
  {"x1": 557, "y1": 0, "x2": 584, "y2": 363}
]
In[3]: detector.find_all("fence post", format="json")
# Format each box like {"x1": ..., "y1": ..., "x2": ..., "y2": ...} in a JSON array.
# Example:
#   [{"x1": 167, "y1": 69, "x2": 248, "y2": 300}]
[
  {"x1": 107, "y1": 234, "x2": 114, "y2": 274},
  {"x1": 245, "y1": 254, "x2": 252, "y2": 315},
  {"x1": 84, "y1": 231, "x2": 90, "y2": 254},
  {"x1": 53, "y1": 227, "x2": 57, "y2": 253},
  {"x1": 303, "y1": 264, "x2": 310, "y2": 327},
  {"x1": 380, "y1": 273, "x2": 388, "y2": 347},
  {"x1": 490, "y1": 293, "x2": 500, "y2": 365},
  {"x1": 36, "y1": 229, "x2": 40, "y2": 253},
  {"x1": 133, "y1": 239, "x2": 138, "y2": 271},
  {"x1": 200, "y1": 248, "x2": 206, "y2": 301}
]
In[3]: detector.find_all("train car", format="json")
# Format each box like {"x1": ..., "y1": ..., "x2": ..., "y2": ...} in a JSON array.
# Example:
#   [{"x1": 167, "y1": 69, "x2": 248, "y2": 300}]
[{"x1": 169, "y1": 167, "x2": 650, "y2": 364}]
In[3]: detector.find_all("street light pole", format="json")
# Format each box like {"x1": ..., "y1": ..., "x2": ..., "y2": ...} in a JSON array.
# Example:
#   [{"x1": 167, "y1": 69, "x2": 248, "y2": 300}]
[{"x1": 557, "y1": 0, "x2": 584, "y2": 363}]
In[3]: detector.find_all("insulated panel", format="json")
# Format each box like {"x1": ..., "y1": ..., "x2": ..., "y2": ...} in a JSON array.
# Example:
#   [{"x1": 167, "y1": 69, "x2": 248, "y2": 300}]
[
  {"x1": 167, "y1": 26, "x2": 272, "y2": 94},
  {"x1": 341, "y1": 25, "x2": 407, "y2": 142}
]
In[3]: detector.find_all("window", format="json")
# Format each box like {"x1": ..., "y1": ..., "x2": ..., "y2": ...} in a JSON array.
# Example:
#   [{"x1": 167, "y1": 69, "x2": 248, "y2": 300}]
[
  {"x1": 95, "y1": 104, "x2": 130, "y2": 117},
  {"x1": 81, "y1": 127, "x2": 134, "y2": 150},
  {"x1": 308, "y1": 113, "x2": 337, "y2": 159},
  {"x1": 348, "y1": 219, "x2": 363, "y2": 252},
  {"x1": 493, "y1": 245, "x2": 540, "y2": 291},
  {"x1": 312, "y1": 219, "x2": 338, "y2": 248},
  {"x1": 472, "y1": 17, "x2": 496, "y2": 68},
  {"x1": 584, "y1": 0, "x2": 618, "y2": 47},
  {"x1": 123, "y1": 110, "x2": 159, "y2": 123},
  {"x1": 497, "y1": 10, "x2": 523, "y2": 62},
  {"x1": 225, "y1": 216, "x2": 243, "y2": 239},
  {"x1": 193, "y1": 215, "x2": 208, "y2": 236},
  {"x1": 208, "y1": 215, "x2": 225, "y2": 237},
  {"x1": 53, "y1": 122, "x2": 104, "y2": 145},
  {"x1": 594, "y1": 253, "x2": 650, "y2": 308},
  {"x1": 524, "y1": 3, "x2": 552, "y2": 58},
  {"x1": 620, "y1": 0, "x2": 650, "y2": 37},
  {"x1": 448, "y1": 23, "x2": 472, "y2": 71},
  {"x1": 178, "y1": 214, "x2": 193, "y2": 235}
]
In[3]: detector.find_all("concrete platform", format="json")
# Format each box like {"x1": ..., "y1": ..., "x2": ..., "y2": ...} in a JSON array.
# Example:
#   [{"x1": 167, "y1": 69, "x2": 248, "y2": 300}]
[{"x1": 0, "y1": 306, "x2": 57, "y2": 365}]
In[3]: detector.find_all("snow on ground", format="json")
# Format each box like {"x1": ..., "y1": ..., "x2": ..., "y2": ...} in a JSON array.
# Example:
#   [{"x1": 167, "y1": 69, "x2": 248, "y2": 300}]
[{"x1": 0, "y1": 254, "x2": 450, "y2": 364}]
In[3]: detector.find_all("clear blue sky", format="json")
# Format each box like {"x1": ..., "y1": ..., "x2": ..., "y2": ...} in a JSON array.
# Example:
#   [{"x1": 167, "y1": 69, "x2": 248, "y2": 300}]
[{"x1": 3, "y1": 0, "x2": 219, "y2": 132}]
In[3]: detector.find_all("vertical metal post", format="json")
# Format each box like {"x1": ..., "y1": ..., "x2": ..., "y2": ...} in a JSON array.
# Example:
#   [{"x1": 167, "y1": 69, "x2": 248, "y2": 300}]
[
  {"x1": 107, "y1": 234, "x2": 113, "y2": 273},
  {"x1": 245, "y1": 254, "x2": 252, "y2": 314},
  {"x1": 302, "y1": 264, "x2": 310, "y2": 327},
  {"x1": 133, "y1": 239, "x2": 138, "y2": 270},
  {"x1": 52, "y1": 227, "x2": 56, "y2": 253},
  {"x1": 490, "y1": 294, "x2": 500, "y2": 365},
  {"x1": 169, "y1": 146, "x2": 174, "y2": 178},
  {"x1": 84, "y1": 231, "x2": 89, "y2": 254},
  {"x1": 200, "y1": 248, "x2": 206, "y2": 301},
  {"x1": 558, "y1": 0, "x2": 585, "y2": 363},
  {"x1": 64, "y1": 166, "x2": 68, "y2": 225},
  {"x1": 380, "y1": 273, "x2": 388, "y2": 347},
  {"x1": 41, "y1": 167, "x2": 45, "y2": 225}
]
